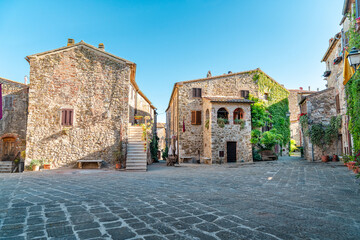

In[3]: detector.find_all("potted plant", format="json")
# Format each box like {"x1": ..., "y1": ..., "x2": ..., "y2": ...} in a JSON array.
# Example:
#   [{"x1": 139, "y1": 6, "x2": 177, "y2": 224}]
[
  {"x1": 62, "y1": 127, "x2": 70, "y2": 135},
  {"x1": 43, "y1": 159, "x2": 51, "y2": 170},
  {"x1": 29, "y1": 159, "x2": 41, "y2": 171},
  {"x1": 234, "y1": 119, "x2": 245, "y2": 129},
  {"x1": 332, "y1": 154, "x2": 339, "y2": 162},
  {"x1": 217, "y1": 118, "x2": 228, "y2": 128},
  {"x1": 114, "y1": 141, "x2": 124, "y2": 169}
]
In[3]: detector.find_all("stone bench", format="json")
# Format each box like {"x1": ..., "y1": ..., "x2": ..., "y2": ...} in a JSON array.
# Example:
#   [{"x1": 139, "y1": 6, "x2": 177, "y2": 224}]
[{"x1": 77, "y1": 160, "x2": 103, "y2": 169}]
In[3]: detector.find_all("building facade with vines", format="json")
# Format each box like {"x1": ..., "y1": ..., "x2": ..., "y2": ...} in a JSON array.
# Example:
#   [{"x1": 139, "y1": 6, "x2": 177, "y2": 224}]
[{"x1": 166, "y1": 69, "x2": 290, "y2": 164}]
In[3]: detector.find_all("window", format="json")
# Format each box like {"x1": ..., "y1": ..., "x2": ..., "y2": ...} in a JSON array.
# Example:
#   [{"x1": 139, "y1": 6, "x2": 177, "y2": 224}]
[
  {"x1": 61, "y1": 109, "x2": 74, "y2": 126},
  {"x1": 357, "y1": 0, "x2": 360, "y2": 19},
  {"x1": 4, "y1": 96, "x2": 14, "y2": 110},
  {"x1": 335, "y1": 94, "x2": 340, "y2": 114},
  {"x1": 233, "y1": 108, "x2": 244, "y2": 124},
  {"x1": 192, "y1": 88, "x2": 202, "y2": 98},
  {"x1": 217, "y1": 108, "x2": 229, "y2": 124},
  {"x1": 264, "y1": 93, "x2": 269, "y2": 100},
  {"x1": 219, "y1": 151, "x2": 224, "y2": 157},
  {"x1": 240, "y1": 90, "x2": 249, "y2": 99},
  {"x1": 191, "y1": 111, "x2": 201, "y2": 125}
]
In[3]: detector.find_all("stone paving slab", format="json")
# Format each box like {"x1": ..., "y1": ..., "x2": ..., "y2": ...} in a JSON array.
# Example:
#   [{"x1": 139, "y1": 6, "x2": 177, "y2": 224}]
[{"x1": 0, "y1": 157, "x2": 359, "y2": 239}]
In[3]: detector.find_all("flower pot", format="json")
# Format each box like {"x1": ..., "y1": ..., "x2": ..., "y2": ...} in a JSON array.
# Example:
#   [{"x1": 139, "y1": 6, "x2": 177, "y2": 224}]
[
  {"x1": 321, "y1": 155, "x2": 329, "y2": 162},
  {"x1": 353, "y1": 166, "x2": 359, "y2": 174},
  {"x1": 347, "y1": 162, "x2": 356, "y2": 170},
  {"x1": 32, "y1": 165, "x2": 40, "y2": 171},
  {"x1": 332, "y1": 155, "x2": 338, "y2": 162},
  {"x1": 43, "y1": 164, "x2": 51, "y2": 170},
  {"x1": 115, "y1": 163, "x2": 121, "y2": 169}
]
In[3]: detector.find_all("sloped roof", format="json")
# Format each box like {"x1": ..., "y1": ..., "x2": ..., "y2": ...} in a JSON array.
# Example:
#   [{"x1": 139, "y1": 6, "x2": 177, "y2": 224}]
[
  {"x1": 204, "y1": 97, "x2": 254, "y2": 104},
  {"x1": 321, "y1": 33, "x2": 341, "y2": 62},
  {"x1": 0, "y1": 77, "x2": 28, "y2": 87},
  {"x1": 25, "y1": 40, "x2": 134, "y2": 65}
]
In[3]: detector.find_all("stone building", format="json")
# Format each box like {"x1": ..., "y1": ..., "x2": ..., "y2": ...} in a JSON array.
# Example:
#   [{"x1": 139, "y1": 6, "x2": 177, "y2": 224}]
[
  {"x1": 25, "y1": 39, "x2": 155, "y2": 167},
  {"x1": 0, "y1": 77, "x2": 28, "y2": 161},
  {"x1": 288, "y1": 88, "x2": 315, "y2": 147},
  {"x1": 166, "y1": 68, "x2": 289, "y2": 164},
  {"x1": 156, "y1": 123, "x2": 166, "y2": 158},
  {"x1": 299, "y1": 88, "x2": 339, "y2": 161}
]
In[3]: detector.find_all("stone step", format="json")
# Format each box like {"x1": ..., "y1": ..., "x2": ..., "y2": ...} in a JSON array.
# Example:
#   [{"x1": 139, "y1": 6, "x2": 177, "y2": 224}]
[{"x1": 126, "y1": 167, "x2": 147, "y2": 171}]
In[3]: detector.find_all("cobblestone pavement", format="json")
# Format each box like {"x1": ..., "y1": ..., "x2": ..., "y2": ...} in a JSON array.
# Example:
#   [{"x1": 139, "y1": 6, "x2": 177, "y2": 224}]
[{"x1": 0, "y1": 156, "x2": 359, "y2": 240}]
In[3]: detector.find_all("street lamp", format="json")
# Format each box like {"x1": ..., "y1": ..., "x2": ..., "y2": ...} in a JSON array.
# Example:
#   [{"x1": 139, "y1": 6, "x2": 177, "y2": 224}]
[
  {"x1": 286, "y1": 112, "x2": 291, "y2": 118},
  {"x1": 347, "y1": 47, "x2": 360, "y2": 72}
]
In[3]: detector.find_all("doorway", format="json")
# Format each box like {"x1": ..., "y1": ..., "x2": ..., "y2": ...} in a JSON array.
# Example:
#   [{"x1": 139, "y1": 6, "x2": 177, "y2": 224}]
[
  {"x1": 227, "y1": 142, "x2": 237, "y2": 163},
  {"x1": 2, "y1": 137, "x2": 16, "y2": 161}
]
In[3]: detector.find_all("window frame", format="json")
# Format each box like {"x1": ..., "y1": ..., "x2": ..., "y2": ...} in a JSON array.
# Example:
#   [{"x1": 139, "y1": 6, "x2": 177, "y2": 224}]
[
  {"x1": 191, "y1": 110, "x2": 202, "y2": 125},
  {"x1": 4, "y1": 95, "x2": 14, "y2": 110},
  {"x1": 192, "y1": 88, "x2": 202, "y2": 98},
  {"x1": 61, "y1": 109, "x2": 74, "y2": 126},
  {"x1": 240, "y1": 90, "x2": 249, "y2": 99}
]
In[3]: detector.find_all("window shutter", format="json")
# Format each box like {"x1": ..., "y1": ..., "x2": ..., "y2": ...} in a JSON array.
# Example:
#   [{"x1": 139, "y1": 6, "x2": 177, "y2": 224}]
[
  {"x1": 191, "y1": 111, "x2": 196, "y2": 124},
  {"x1": 68, "y1": 110, "x2": 73, "y2": 125},
  {"x1": 336, "y1": 95, "x2": 340, "y2": 114},
  {"x1": 192, "y1": 88, "x2": 196, "y2": 97},
  {"x1": 197, "y1": 88, "x2": 202, "y2": 98},
  {"x1": 357, "y1": 0, "x2": 360, "y2": 18},
  {"x1": 196, "y1": 111, "x2": 201, "y2": 125},
  {"x1": 245, "y1": 91, "x2": 249, "y2": 99}
]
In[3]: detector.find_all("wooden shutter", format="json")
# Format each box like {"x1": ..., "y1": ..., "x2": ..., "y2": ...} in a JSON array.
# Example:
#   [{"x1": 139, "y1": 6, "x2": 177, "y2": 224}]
[
  {"x1": 245, "y1": 91, "x2": 249, "y2": 99},
  {"x1": 62, "y1": 109, "x2": 66, "y2": 125},
  {"x1": 62, "y1": 109, "x2": 74, "y2": 126},
  {"x1": 192, "y1": 88, "x2": 196, "y2": 97},
  {"x1": 197, "y1": 88, "x2": 202, "y2": 98},
  {"x1": 68, "y1": 110, "x2": 73, "y2": 125},
  {"x1": 336, "y1": 95, "x2": 340, "y2": 114},
  {"x1": 196, "y1": 111, "x2": 201, "y2": 125},
  {"x1": 191, "y1": 111, "x2": 196, "y2": 124}
]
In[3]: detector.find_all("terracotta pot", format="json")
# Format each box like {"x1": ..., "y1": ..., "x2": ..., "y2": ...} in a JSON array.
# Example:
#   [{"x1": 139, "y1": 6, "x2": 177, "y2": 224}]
[
  {"x1": 321, "y1": 155, "x2": 329, "y2": 162},
  {"x1": 32, "y1": 165, "x2": 39, "y2": 171},
  {"x1": 348, "y1": 162, "x2": 356, "y2": 170},
  {"x1": 353, "y1": 166, "x2": 359, "y2": 174},
  {"x1": 332, "y1": 155, "x2": 338, "y2": 162},
  {"x1": 115, "y1": 163, "x2": 121, "y2": 169},
  {"x1": 43, "y1": 164, "x2": 51, "y2": 170}
]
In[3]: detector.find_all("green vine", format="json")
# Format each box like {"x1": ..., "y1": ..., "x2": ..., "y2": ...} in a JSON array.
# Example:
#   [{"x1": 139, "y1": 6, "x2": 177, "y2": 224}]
[{"x1": 346, "y1": 6, "x2": 360, "y2": 153}]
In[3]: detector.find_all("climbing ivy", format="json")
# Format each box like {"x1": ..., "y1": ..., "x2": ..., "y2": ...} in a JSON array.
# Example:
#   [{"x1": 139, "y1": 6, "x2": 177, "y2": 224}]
[
  {"x1": 346, "y1": 7, "x2": 360, "y2": 153},
  {"x1": 252, "y1": 71, "x2": 290, "y2": 146}
]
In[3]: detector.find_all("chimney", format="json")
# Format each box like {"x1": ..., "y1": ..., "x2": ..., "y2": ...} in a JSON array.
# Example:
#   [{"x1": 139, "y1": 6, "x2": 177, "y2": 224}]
[
  {"x1": 24, "y1": 75, "x2": 28, "y2": 85},
  {"x1": 98, "y1": 43, "x2": 105, "y2": 51},
  {"x1": 308, "y1": 86, "x2": 311, "y2": 91},
  {"x1": 329, "y1": 38, "x2": 334, "y2": 45},
  {"x1": 67, "y1": 39, "x2": 75, "y2": 46},
  {"x1": 299, "y1": 87, "x2": 303, "y2": 90},
  {"x1": 207, "y1": 70, "x2": 212, "y2": 78}
]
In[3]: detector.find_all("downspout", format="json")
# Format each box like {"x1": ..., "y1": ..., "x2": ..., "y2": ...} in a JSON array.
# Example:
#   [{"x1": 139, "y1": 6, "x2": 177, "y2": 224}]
[{"x1": 177, "y1": 86, "x2": 180, "y2": 162}]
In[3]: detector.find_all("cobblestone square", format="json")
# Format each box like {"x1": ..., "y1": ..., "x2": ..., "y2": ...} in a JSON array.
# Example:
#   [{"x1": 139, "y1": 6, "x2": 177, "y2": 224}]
[{"x1": 0, "y1": 157, "x2": 359, "y2": 239}]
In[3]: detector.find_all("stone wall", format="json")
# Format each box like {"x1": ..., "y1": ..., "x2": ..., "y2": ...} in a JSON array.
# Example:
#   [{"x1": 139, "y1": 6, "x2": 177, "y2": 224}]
[
  {"x1": 0, "y1": 78, "x2": 28, "y2": 160},
  {"x1": 166, "y1": 70, "x2": 288, "y2": 162},
  {"x1": 302, "y1": 88, "x2": 338, "y2": 161},
  {"x1": 204, "y1": 100, "x2": 252, "y2": 163},
  {"x1": 26, "y1": 46, "x2": 130, "y2": 167}
]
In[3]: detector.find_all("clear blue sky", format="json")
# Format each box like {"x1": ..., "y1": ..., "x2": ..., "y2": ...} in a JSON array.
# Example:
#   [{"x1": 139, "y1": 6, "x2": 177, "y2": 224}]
[{"x1": 0, "y1": 0, "x2": 344, "y2": 122}]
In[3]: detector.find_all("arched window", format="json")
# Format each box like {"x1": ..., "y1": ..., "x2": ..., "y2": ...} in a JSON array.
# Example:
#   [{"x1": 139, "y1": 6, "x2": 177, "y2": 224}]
[
  {"x1": 217, "y1": 108, "x2": 229, "y2": 124},
  {"x1": 233, "y1": 108, "x2": 244, "y2": 124}
]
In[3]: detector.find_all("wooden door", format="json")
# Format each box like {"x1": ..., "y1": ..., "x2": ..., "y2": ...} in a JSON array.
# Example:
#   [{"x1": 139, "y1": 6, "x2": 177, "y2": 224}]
[
  {"x1": 227, "y1": 142, "x2": 237, "y2": 163},
  {"x1": 2, "y1": 138, "x2": 16, "y2": 161}
]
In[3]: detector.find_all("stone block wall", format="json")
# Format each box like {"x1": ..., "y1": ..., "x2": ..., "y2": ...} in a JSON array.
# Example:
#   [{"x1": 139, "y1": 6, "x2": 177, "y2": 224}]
[
  {"x1": 26, "y1": 46, "x2": 130, "y2": 167},
  {"x1": 0, "y1": 78, "x2": 28, "y2": 160}
]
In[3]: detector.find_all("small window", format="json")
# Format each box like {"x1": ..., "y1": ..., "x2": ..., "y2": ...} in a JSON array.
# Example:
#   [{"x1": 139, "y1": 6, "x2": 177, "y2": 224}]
[
  {"x1": 240, "y1": 90, "x2": 249, "y2": 99},
  {"x1": 264, "y1": 93, "x2": 269, "y2": 100},
  {"x1": 233, "y1": 108, "x2": 244, "y2": 124},
  {"x1": 191, "y1": 111, "x2": 201, "y2": 125},
  {"x1": 192, "y1": 88, "x2": 202, "y2": 98},
  {"x1": 217, "y1": 108, "x2": 229, "y2": 122},
  {"x1": 4, "y1": 96, "x2": 14, "y2": 110},
  {"x1": 219, "y1": 151, "x2": 224, "y2": 157},
  {"x1": 62, "y1": 109, "x2": 74, "y2": 126}
]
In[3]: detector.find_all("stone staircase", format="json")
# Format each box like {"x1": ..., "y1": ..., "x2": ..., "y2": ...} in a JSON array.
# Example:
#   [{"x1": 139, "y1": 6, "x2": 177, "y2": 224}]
[
  {"x1": 127, "y1": 126, "x2": 147, "y2": 171},
  {"x1": 0, "y1": 161, "x2": 13, "y2": 173}
]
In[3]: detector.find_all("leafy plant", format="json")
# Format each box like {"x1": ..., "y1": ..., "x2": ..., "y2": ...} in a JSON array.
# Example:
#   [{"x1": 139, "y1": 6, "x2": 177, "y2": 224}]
[
  {"x1": 234, "y1": 119, "x2": 245, "y2": 129},
  {"x1": 29, "y1": 159, "x2": 41, "y2": 168},
  {"x1": 299, "y1": 114, "x2": 308, "y2": 130},
  {"x1": 205, "y1": 119, "x2": 209, "y2": 129},
  {"x1": 290, "y1": 139, "x2": 297, "y2": 153},
  {"x1": 162, "y1": 146, "x2": 168, "y2": 160},
  {"x1": 259, "y1": 129, "x2": 282, "y2": 150},
  {"x1": 217, "y1": 118, "x2": 228, "y2": 128},
  {"x1": 150, "y1": 135, "x2": 159, "y2": 162}
]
